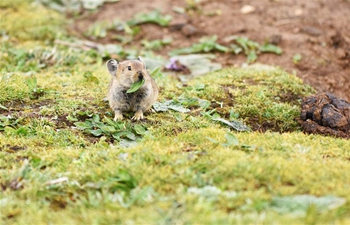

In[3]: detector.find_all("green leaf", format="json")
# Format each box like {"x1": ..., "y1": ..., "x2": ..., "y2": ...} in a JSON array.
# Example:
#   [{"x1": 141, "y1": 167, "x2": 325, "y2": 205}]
[
  {"x1": 100, "y1": 125, "x2": 116, "y2": 133},
  {"x1": 15, "y1": 126, "x2": 30, "y2": 136},
  {"x1": 224, "y1": 132, "x2": 239, "y2": 146},
  {"x1": 230, "y1": 44, "x2": 243, "y2": 54},
  {"x1": 126, "y1": 79, "x2": 145, "y2": 93},
  {"x1": 74, "y1": 122, "x2": 93, "y2": 130},
  {"x1": 0, "y1": 104, "x2": 8, "y2": 110},
  {"x1": 259, "y1": 43, "x2": 283, "y2": 54},
  {"x1": 134, "y1": 124, "x2": 146, "y2": 135},
  {"x1": 213, "y1": 118, "x2": 251, "y2": 132},
  {"x1": 293, "y1": 54, "x2": 302, "y2": 64},
  {"x1": 92, "y1": 114, "x2": 101, "y2": 123},
  {"x1": 247, "y1": 50, "x2": 257, "y2": 63},
  {"x1": 126, "y1": 132, "x2": 137, "y2": 141},
  {"x1": 104, "y1": 116, "x2": 119, "y2": 127},
  {"x1": 150, "y1": 67, "x2": 162, "y2": 78},
  {"x1": 214, "y1": 43, "x2": 229, "y2": 52},
  {"x1": 152, "y1": 100, "x2": 190, "y2": 113},
  {"x1": 129, "y1": 10, "x2": 172, "y2": 26},
  {"x1": 66, "y1": 114, "x2": 78, "y2": 122},
  {"x1": 90, "y1": 129, "x2": 103, "y2": 136}
]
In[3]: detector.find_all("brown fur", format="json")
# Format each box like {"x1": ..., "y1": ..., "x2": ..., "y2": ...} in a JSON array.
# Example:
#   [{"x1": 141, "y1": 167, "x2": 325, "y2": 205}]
[{"x1": 106, "y1": 57, "x2": 158, "y2": 121}]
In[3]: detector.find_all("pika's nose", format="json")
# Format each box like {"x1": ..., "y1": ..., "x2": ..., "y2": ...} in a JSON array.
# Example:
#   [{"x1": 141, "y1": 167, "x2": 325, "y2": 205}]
[{"x1": 138, "y1": 72, "x2": 144, "y2": 81}]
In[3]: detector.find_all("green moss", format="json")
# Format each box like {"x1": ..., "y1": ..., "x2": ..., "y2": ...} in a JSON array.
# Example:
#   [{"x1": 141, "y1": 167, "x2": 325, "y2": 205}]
[
  {"x1": 1, "y1": 4, "x2": 348, "y2": 224},
  {"x1": 1, "y1": 128, "x2": 350, "y2": 224},
  {"x1": 0, "y1": 74, "x2": 32, "y2": 103},
  {"x1": 181, "y1": 68, "x2": 315, "y2": 132},
  {"x1": 0, "y1": 1, "x2": 65, "y2": 42}
]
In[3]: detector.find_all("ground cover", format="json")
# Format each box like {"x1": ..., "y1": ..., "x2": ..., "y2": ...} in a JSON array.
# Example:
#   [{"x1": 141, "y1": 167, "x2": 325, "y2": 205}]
[{"x1": 1, "y1": 1, "x2": 349, "y2": 224}]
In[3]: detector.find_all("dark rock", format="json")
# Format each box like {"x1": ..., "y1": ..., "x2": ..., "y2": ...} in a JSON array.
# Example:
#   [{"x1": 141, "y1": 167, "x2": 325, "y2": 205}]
[
  {"x1": 269, "y1": 34, "x2": 282, "y2": 45},
  {"x1": 181, "y1": 24, "x2": 198, "y2": 37},
  {"x1": 169, "y1": 17, "x2": 188, "y2": 31},
  {"x1": 299, "y1": 93, "x2": 350, "y2": 139}
]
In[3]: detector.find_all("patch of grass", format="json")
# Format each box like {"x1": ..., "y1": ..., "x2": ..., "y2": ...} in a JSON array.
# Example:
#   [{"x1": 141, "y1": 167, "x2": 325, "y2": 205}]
[
  {"x1": 1, "y1": 3, "x2": 349, "y2": 224},
  {"x1": 0, "y1": 43, "x2": 81, "y2": 73},
  {"x1": 182, "y1": 67, "x2": 315, "y2": 132},
  {"x1": 0, "y1": 74, "x2": 33, "y2": 103},
  {"x1": 0, "y1": 0, "x2": 65, "y2": 42},
  {"x1": 1, "y1": 128, "x2": 350, "y2": 224}
]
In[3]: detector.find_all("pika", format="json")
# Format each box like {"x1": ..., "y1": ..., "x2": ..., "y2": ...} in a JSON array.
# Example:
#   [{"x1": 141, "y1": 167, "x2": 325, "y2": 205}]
[{"x1": 106, "y1": 57, "x2": 158, "y2": 121}]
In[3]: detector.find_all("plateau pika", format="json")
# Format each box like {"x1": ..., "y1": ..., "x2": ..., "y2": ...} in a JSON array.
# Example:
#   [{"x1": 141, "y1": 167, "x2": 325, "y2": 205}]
[{"x1": 106, "y1": 57, "x2": 158, "y2": 121}]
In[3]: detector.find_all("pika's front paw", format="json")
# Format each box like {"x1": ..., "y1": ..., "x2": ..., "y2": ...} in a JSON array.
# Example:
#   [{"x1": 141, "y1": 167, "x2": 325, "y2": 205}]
[
  {"x1": 114, "y1": 112, "x2": 124, "y2": 121},
  {"x1": 132, "y1": 111, "x2": 144, "y2": 121}
]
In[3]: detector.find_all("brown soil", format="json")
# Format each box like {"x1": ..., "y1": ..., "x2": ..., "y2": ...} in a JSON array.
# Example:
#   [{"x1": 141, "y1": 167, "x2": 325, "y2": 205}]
[{"x1": 73, "y1": 0, "x2": 350, "y2": 102}]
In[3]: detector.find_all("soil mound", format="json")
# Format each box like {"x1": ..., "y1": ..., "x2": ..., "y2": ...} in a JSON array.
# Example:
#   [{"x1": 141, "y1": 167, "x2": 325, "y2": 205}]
[{"x1": 299, "y1": 93, "x2": 350, "y2": 139}]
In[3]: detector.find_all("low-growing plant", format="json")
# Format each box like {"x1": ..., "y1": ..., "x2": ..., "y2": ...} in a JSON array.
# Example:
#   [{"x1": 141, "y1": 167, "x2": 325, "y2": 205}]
[
  {"x1": 0, "y1": 44, "x2": 80, "y2": 73},
  {"x1": 128, "y1": 10, "x2": 172, "y2": 27},
  {"x1": 74, "y1": 114, "x2": 147, "y2": 144},
  {"x1": 141, "y1": 38, "x2": 173, "y2": 51},
  {"x1": 169, "y1": 35, "x2": 229, "y2": 56},
  {"x1": 170, "y1": 35, "x2": 282, "y2": 63}
]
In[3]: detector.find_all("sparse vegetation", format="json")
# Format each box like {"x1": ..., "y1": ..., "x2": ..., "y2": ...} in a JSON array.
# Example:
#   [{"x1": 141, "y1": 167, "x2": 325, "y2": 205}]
[{"x1": 1, "y1": 1, "x2": 349, "y2": 225}]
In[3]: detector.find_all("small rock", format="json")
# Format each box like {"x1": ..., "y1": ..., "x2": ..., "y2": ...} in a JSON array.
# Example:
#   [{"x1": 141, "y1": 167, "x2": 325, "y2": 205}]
[
  {"x1": 169, "y1": 17, "x2": 188, "y2": 31},
  {"x1": 301, "y1": 26, "x2": 323, "y2": 36},
  {"x1": 181, "y1": 24, "x2": 198, "y2": 36},
  {"x1": 269, "y1": 34, "x2": 282, "y2": 45},
  {"x1": 294, "y1": 9, "x2": 303, "y2": 16},
  {"x1": 241, "y1": 5, "x2": 255, "y2": 14},
  {"x1": 322, "y1": 104, "x2": 348, "y2": 128}
]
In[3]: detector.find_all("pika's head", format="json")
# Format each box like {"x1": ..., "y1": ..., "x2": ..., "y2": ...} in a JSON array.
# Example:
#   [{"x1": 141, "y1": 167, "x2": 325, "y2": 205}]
[{"x1": 106, "y1": 57, "x2": 148, "y2": 86}]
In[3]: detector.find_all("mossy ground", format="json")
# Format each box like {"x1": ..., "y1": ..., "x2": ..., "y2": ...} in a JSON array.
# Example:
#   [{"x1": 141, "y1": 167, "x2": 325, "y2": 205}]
[{"x1": 1, "y1": 2, "x2": 350, "y2": 224}]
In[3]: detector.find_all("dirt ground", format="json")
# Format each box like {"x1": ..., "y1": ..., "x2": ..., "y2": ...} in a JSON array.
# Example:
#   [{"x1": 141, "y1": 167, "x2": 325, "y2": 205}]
[{"x1": 73, "y1": 0, "x2": 350, "y2": 102}]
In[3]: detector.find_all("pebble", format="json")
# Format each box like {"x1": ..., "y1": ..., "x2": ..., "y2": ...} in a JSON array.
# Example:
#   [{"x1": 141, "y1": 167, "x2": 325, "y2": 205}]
[{"x1": 240, "y1": 5, "x2": 255, "y2": 14}]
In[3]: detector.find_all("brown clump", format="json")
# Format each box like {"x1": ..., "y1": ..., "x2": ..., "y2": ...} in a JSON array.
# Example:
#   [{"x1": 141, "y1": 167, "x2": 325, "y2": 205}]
[{"x1": 298, "y1": 93, "x2": 350, "y2": 139}]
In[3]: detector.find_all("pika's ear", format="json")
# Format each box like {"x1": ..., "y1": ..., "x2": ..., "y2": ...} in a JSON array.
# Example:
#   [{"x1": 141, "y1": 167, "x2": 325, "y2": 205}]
[
  {"x1": 106, "y1": 59, "x2": 118, "y2": 76},
  {"x1": 137, "y1": 56, "x2": 147, "y2": 69}
]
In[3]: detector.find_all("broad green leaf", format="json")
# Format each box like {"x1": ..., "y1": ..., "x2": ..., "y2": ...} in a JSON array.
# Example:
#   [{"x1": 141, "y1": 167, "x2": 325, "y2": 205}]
[
  {"x1": 126, "y1": 132, "x2": 137, "y2": 141},
  {"x1": 225, "y1": 132, "x2": 239, "y2": 146},
  {"x1": 152, "y1": 100, "x2": 190, "y2": 113},
  {"x1": 260, "y1": 43, "x2": 283, "y2": 54},
  {"x1": 100, "y1": 125, "x2": 116, "y2": 133},
  {"x1": 214, "y1": 43, "x2": 229, "y2": 52},
  {"x1": 90, "y1": 129, "x2": 103, "y2": 136},
  {"x1": 0, "y1": 104, "x2": 8, "y2": 110},
  {"x1": 134, "y1": 124, "x2": 146, "y2": 135},
  {"x1": 127, "y1": 79, "x2": 145, "y2": 93},
  {"x1": 92, "y1": 114, "x2": 100, "y2": 123},
  {"x1": 74, "y1": 122, "x2": 93, "y2": 130},
  {"x1": 213, "y1": 118, "x2": 251, "y2": 132}
]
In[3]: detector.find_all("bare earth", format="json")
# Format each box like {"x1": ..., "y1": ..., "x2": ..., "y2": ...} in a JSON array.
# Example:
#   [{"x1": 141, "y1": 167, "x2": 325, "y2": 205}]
[{"x1": 73, "y1": 0, "x2": 350, "y2": 101}]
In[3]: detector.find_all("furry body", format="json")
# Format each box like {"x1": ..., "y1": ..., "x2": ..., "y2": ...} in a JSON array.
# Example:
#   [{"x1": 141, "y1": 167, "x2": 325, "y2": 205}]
[{"x1": 106, "y1": 57, "x2": 158, "y2": 120}]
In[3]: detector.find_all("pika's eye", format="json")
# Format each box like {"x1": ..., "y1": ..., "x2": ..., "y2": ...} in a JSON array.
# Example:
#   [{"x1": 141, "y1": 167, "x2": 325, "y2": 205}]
[{"x1": 128, "y1": 66, "x2": 131, "y2": 71}]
